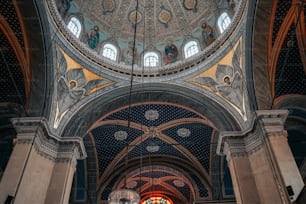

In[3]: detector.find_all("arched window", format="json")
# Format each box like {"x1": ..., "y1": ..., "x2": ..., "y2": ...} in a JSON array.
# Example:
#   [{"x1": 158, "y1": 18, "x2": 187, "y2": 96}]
[
  {"x1": 218, "y1": 12, "x2": 231, "y2": 33},
  {"x1": 184, "y1": 41, "x2": 199, "y2": 58},
  {"x1": 67, "y1": 17, "x2": 82, "y2": 38},
  {"x1": 144, "y1": 52, "x2": 159, "y2": 67},
  {"x1": 102, "y1": 44, "x2": 117, "y2": 61}
]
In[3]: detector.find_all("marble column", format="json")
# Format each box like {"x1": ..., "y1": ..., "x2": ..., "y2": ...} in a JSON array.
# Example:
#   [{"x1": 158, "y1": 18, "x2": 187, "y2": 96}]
[
  {"x1": 0, "y1": 118, "x2": 87, "y2": 204},
  {"x1": 217, "y1": 110, "x2": 304, "y2": 204}
]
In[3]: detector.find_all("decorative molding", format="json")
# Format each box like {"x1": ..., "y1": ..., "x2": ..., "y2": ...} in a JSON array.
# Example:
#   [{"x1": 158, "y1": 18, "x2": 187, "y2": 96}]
[
  {"x1": 144, "y1": 109, "x2": 159, "y2": 121},
  {"x1": 188, "y1": 38, "x2": 247, "y2": 121},
  {"x1": 256, "y1": 110, "x2": 288, "y2": 133},
  {"x1": 177, "y1": 128, "x2": 191, "y2": 138},
  {"x1": 114, "y1": 130, "x2": 128, "y2": 141},
  {"x1": 217, "y1": 110, "x2": 289, "y2": 160},
  {"x1": 11, "y1": 117, "x2": 87, "y2": 162}
]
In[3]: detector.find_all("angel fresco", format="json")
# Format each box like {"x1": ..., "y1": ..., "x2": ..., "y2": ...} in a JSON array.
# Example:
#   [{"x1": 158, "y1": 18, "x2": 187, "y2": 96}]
[
  {"x1": 55, "y1": 50, "x2": 110, "y2": 122},
  {"x1": 192, "y1": 42, "x2": 243, "y2": 110}
]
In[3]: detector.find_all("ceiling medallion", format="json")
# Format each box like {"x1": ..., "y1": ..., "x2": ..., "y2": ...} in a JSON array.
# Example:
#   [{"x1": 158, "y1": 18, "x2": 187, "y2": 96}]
[
  {"x1": 114, "y1": 130, "x2": 128, "y2": 141},
  {"x1": 144, "y1": 109, "x2": 159, "y2": 121},
  {"x1": 146, "y1": 144, "x2": 160, "y2": 153},
  {"x1": 126, "y1": 181, "x2": 137, "y2": 189},
  {"x1": 183, "y1": 0, "x2": 198, "y2": 12},
  {"x1": 152, "y1": 178, "x2": 161, "y2": 185},
  {"x1": 129, "y1": 10, "x2": 142, "y2": 27},
  {"x1": 158, "y1": 4, "x2": 172, "y2": 28},
  {"x1": 101, "y1": 0, "x2": 116, "y2": 15},
  {"x1": 147, "y1": 127, "x2": 158, "y2": 138},
  {"x1": 177, "y1": 128, "x2": 191, "y2": 137},
  {"x1": 173, "y1": 180, "x2": 185, "y2": 187}
]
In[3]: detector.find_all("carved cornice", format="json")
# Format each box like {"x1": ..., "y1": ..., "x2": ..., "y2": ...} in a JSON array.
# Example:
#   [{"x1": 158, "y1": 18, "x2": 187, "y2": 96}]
[
  {"x1": 217, "y1": 110, "x2": 289, "y2": 160},
  {"x1": 256, "y1": 109, "x2": 288, "y2": 134},
  {"x1": 11, "y1": 117, "x2": 87, "y2": 162}
]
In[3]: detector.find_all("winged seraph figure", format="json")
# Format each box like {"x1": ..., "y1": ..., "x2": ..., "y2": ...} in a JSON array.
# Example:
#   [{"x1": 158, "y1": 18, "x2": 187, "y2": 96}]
[
  {"x1": 192, "y1": 42, "x2": 243, "y2": 109},
  {"x1": 56, "y1": 49, "x2": 111, "y2": 117}
]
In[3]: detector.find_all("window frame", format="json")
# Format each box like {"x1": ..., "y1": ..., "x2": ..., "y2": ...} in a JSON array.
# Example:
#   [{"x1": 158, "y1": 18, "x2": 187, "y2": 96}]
[
  {"x1": 218, "y1": 12, "x2": 231, "y2": 33},
  {"x1": 67, "y1": 17, "x2": 82, "y2": 38},
  {"x1": 102, "y1": 43, "x2": 118, "y2": 61},
  {"x1": 184, "y1": 40, "x2": 199, "y2": 58},
  {"x1": 144, "y1": 52, "x2": 159, "y2": 67}
]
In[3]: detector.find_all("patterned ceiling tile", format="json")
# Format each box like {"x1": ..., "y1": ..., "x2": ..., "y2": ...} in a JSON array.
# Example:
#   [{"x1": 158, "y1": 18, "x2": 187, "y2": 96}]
[
  {"x1": 104, "y1": 104, "x2": 201, "y2": 127},
  {"x1": 92, "y1": 125, "x2": 144, "y2": 175},
  {"x1": 100, "y1": 174, "x2": 120, "y2": 200},
  {"x1": 165, "y1": 179, "x2": 191, "y2": 200},
  {"x1": 0, "y1": 0, "x2": 25, "y2": 50},
  {"x1": 94, "y1": 103, "x2": 213, "y2": 201},
  {"x1": 190, "y1": 173, "x2": 209, "y2": 197},
  {"x1": 0, "y1": 31, "x2": 25, "y2": 105},
  {"x1": 139, "y1": 171, "x2": 173, "y2": 178},
  {"x1": 162, "y1": 123, "x2": 212, "y2": 171},
  {"x1": 128, "y1": 137, "x2": 189, "y2": 160},
  {"x1": 272, "y1": 0, "x2": 291, "y2": 46},
  {"x1": 274, "y1": 25, "x2": 306, "y2": 97}
]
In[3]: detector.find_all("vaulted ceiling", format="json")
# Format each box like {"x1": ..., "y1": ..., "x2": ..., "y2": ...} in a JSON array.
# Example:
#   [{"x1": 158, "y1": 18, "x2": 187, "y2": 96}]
[{"x1": 0, "y1": 0, "x2": 306, "y2": 204}]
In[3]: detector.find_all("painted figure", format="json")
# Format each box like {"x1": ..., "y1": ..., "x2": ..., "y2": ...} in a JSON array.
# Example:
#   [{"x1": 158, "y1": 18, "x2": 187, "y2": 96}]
[
  {"x1": 86, "y1": 26, "x2": 100, "y2": 49},
  {"x1": 165, "y1": 40, "x2": 178, "y2": 64},
  {"x1": 57, "y1": 0, "x2": 72, "y2": 16},
  {"x1": 227, "y1": 0, "x2": 236, "y2": 11},
  {"x1": 201, "y1": 22, "x2": 215, "y2": 47},
  {"x1": 124, "y1": 41, "x2": 137, "y2": 65}
]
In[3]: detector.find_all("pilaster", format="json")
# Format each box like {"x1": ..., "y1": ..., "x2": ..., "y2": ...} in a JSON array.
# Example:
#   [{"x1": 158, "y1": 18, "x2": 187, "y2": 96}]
[
  {"x1": 257, "y1": 110, "x2": 304, "y2": 202},
  {"x1": 0, "y1": 117, "x2": 87, "y2": 204},
  {"x1": 217, "y1": 110, "x2": 303, "y2": 204}
]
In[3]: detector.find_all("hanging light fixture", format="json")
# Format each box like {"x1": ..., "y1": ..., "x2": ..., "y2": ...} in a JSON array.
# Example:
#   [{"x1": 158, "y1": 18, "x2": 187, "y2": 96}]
[
  {"x1": 108, "y1": 0, "x2": 140, "y2": 203},
  {"x1": 108, "y1": 189, "x2": 140, "y2": 204}
]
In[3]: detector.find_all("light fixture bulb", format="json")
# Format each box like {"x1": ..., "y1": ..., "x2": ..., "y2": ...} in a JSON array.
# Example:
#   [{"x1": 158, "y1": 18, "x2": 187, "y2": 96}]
[{"x1": 108, "y1": 189, "x2": 140, "y2": 204}]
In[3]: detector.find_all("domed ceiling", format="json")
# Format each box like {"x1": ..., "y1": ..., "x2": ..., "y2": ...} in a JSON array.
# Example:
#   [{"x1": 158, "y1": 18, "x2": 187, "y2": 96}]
[{"x1": 49, "y1": 0, "x2": 245, "y2": 76}]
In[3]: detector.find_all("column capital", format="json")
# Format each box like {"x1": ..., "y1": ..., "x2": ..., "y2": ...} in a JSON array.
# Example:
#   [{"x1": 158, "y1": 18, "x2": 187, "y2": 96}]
[
  {"x1": 11, "y1": 117, "x2": 87, "y2": 162},
  {"x1": 256, "y1": 109, "x2": 288, "y2": 135},
  {"x1": 217, "y1": 110, "x2": 288, "y2": 160}
]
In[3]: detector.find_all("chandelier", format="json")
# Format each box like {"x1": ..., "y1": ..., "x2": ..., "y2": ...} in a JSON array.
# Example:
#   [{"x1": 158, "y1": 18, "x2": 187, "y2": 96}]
[{"x1": 108, "y1": 189, "x2": 140, "y2": 204}]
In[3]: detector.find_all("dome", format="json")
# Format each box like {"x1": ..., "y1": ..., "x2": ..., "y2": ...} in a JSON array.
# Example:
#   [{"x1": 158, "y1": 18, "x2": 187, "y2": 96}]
[{"x1": 48, "y1": 0, "x2": 245, "y2": 77}]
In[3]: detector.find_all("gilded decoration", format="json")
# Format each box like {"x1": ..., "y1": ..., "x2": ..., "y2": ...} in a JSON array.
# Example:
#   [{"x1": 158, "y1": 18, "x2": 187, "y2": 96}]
[
  {"x1": 183, "y1": 0, "x2": 198, "y2": 12},
  {"x1": 101, "y1": 0, "x2": 116, "y2": 15},
  {"x1": 54, "y1": 46, "x2": 115, "y2": 128},
  {"x1": 188, "y1": 38, "x2": 246, "y2": 120},
  {"x1": 158, "y1": 4, "x2": 172, "y2": 28},
  {"x1": 128, "y1": 10, "x2": 142, "y2": 26}
]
